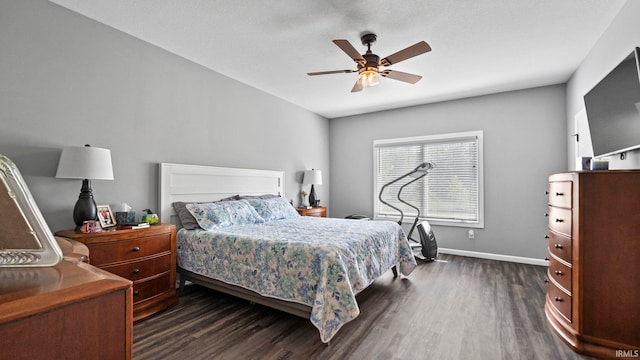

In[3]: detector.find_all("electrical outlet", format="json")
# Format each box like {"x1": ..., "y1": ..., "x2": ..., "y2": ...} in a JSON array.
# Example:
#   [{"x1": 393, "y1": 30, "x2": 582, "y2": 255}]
[{"x1": 468, "y1": 229, "x2": 475, "y2": 239}]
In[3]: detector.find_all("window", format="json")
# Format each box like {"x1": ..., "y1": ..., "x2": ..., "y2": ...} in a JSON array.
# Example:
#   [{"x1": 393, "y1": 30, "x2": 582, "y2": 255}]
[{"x1": 373, "y1": 131, "x2": 484, "y2": 228}]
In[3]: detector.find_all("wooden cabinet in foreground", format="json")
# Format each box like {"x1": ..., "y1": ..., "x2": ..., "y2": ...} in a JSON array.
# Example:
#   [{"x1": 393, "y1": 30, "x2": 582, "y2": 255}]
[{"x1": 0, "y1": 260, "x2": 133, "y2": 360}]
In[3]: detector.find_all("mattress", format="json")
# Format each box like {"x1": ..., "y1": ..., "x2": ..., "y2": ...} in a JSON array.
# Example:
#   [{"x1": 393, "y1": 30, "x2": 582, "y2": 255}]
[{"x1": 176, "y1": 216, "x2": 416, "y2": 342}]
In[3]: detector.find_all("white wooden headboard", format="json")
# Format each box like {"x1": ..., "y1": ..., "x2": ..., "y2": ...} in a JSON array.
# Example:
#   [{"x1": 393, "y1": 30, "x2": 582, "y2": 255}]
[{"x1": 159, "y1": 163, "x2": 285, "y2": 225}]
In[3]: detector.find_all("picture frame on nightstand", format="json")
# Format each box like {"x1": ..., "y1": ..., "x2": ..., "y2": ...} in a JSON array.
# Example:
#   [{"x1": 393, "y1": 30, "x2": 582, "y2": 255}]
[{"x1": 97, "y1": 204, "x2": 116, "y2": 228}]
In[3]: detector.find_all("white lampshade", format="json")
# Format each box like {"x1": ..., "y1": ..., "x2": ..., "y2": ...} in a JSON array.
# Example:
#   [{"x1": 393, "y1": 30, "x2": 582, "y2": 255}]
[
  {"x1": 303, "y1": 169, "x2": 322, "y2": 185},
  {"x1": 56, "y1": 145, "x2": 114, "y2": 180}
]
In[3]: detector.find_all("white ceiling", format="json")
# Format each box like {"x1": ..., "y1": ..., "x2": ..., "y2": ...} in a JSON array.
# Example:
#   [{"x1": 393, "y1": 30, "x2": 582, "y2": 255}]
[{"x1": 50, "y1": 0, "x2": 627, "y2": 119}]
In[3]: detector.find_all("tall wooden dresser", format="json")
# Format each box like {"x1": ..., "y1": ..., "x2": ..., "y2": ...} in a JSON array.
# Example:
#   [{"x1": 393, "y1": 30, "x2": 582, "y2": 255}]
[
  {"x1": 56, "y1": 224, "x2": 178, "y2": 322},
  {"x1": 545, "y1": 170, "x2": 640, "y2": 358}
]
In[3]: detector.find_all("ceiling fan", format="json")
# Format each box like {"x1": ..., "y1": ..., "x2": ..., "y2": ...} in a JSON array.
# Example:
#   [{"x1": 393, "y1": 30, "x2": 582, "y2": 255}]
[{"x1": 307, "y1": 33, "x2": 431, "y2": 92}]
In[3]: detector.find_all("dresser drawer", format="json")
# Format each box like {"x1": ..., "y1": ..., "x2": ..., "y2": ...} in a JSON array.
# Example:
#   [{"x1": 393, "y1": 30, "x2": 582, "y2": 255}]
[
  {"x1": 132, "y1": 272, "x2": 171, "y2": 304},
  {"x1": 547, "y1": 279, "x2": 572, "y2": 322},
  {"x1": 88, "y1": 234, "x2": 171, "y2": 265},
  {"x1": 548, "y1": 181, "x2": 572, "y2": 208},
  {"x1": 548, "y1": 231, "x2": 572, "y2": 264},
  {"x1": 547, "y1": 207, "x2": 572, "y2": 237},
  {"x1": 548, "y1": 255, "x2": 572, "y2": 292},
  {"x1": 101, "y1": 254, "x2": 171, "y2": 281},
  {"x1": 305, "y1": 212, "x2": 324, "y2": 217}
]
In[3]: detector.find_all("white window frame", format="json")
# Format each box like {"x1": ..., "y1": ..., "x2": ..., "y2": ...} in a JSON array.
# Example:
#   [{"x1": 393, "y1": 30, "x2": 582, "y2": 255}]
[{"x1": 373, "y1": 130, "x2": 484, "y2": 228}]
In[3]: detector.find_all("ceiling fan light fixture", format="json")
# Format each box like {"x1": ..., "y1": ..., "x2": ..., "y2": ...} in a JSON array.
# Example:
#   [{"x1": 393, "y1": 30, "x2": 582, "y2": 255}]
[
  {"x1": 308, "y1": 33, "x2": 431, "y2": 92},
  {"x1": 358, "y1": 67, "x2": 380, "y2": 88}
]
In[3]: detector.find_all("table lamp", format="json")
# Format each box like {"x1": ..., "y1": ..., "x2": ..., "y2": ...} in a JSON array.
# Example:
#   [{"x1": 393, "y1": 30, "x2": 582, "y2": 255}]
[
  {"x1": 56, "y1": 144, "x2": 114, "y2": 229},
  {"x1": 303, "y1": 169, "x2": 322, "y2": 207}
]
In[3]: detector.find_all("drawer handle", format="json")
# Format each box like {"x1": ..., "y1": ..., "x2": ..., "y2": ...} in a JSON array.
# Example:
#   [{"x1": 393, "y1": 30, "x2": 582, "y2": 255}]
[
  {"x1": 554, "y1": 297, "x2": 563, "y2": 302},
  {"x1": 132, "y1": 247, "x2": 140, "y2": 252},
  {"x1": 555, "y1": 270, "x2": 563, "y2": 276},
  {"x1": 555, "y1": 192, "x2": 564, "y2": 196},
  {"x1": 545, "y1": 235, "x2": 550, "y2": 239},
  {"x1": 132, "y1": 268, "x2": 140, "y2": 274},
  {"x1": 544, "y1": 213, "x2": 549, "y2": 217},
  {"x1": 544, "y1": 278, "x2": 549, "y2": 283},
  {"x1": 555, "y1": 219, "x2": 564, "y2": 223},
  {"x1": 554, "y1": 244, "x2": 562, "y2": 249},
  {"x1": 544, "y1": 257, "x2": 549, "y2": 261},
  {"x1": 133, "y1": 290, "x2": 139, "y2": 296}
]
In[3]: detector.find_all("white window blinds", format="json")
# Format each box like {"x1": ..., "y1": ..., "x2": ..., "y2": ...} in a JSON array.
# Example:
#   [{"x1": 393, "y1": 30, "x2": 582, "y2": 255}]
[{"x1": 374, "y1": 131, "x2": 484, "y2": 227}]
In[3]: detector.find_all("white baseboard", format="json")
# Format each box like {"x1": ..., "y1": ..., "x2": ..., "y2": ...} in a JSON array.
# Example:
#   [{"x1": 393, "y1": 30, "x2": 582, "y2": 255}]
[{"x1": 438, "y1": 248, "x2": 548, "y2": 266}]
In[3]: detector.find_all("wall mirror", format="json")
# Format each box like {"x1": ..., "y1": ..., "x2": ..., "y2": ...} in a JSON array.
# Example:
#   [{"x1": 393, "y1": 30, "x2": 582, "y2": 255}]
[{"x1": 0, "y1": 155, "x2": 62, "y2": 267}]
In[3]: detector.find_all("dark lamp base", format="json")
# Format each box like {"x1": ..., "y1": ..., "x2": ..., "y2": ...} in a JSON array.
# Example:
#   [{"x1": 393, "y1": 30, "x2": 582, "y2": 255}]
[
  {"x1": 309, "y1": 185, "x2": 320, "y2": 208},
  {"x1": 72, "y1": 179, "x2": 97, "y2": 228}
]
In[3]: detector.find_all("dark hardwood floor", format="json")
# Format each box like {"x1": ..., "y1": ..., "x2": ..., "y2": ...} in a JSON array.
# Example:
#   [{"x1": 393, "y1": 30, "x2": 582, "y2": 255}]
[{"x1": 133, "y1": 254, "x2": 594, "y2": 359}]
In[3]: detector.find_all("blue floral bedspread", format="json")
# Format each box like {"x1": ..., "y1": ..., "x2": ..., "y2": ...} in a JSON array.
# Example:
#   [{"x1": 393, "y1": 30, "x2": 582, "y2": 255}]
[{"x1": 176, "y1": 216, "x2": 417, "y2": 343}]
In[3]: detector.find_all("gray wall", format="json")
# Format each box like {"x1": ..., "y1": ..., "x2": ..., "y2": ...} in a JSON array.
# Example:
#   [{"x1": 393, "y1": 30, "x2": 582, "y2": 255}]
[
  {"x1": 567, "y1": 0, "x2": 640, "y2": 170},
  {"x1": 329, "y1": 85, "x2": 567, "y2": 259},
  {"x1": 0, "y1": 0, "x2": 329, "y2": 231}
]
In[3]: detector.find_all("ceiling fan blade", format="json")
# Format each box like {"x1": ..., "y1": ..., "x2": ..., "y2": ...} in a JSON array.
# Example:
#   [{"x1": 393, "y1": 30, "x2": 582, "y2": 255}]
[
  {"x1": 380, "y1": 41, "x2": 431, "y2": 66},
  {"x1": 381, "y1": 70, "x2": 422, "y2": 84},
  {"x1": 333, "y1": 39, "x2": 366, "y2": 63},
  {"x1": 307, "y1": 69, "x2": 356, "y2": 76},
  {"x1": 351, "y1": 80, "x2": 363, "y2": 93}
]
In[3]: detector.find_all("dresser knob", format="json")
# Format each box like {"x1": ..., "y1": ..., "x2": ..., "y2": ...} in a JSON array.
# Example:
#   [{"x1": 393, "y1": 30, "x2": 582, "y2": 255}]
[
  {"x1": 544, "y1": 213, "x2": 549, "y2": 217},
  {"x1": 132, "y1": 268, "x2": 140, "y2": 274},
  {"x1": 545, "y1": 235, "x2": 550, "y2": 239},
  {"x1": 544, "y1": 278, "x2": 549, "y2": 283},
  {"x1": 554, "y1": 244, "x2": 562, "y2": 249},
  {"x1": 545, "y1": 191, "x2": 549, "y2": 195},
  {"x1": 554, "y1": 297, "x2": 563, "y2": 302},
  {"x1": 132, "y1": 247, "x2": 140, "y2": 252},
  {"x1": 555, "y1": 270, "x2": 562, "y2": 275},
  {"x1": 555, "y1": 219, "x2": 564, "y2": 223},
  {"x1": 133, "y1": 290, "x2": 139, "y2": 296},
  {"x1": 555, "y1": 192, "x2": 564, "y2": 196}
]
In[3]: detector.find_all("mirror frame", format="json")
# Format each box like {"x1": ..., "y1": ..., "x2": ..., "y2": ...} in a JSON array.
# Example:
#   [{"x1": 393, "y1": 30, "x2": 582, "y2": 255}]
[{"x1": 0, "y1": 155, "x2": 63, "y2": 267}]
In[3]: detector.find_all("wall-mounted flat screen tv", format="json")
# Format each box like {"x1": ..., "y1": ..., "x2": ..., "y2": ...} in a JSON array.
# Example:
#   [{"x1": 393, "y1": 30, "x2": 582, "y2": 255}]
[{"x1": 584, "y1": 47, "x2": 640, "y2": 158}]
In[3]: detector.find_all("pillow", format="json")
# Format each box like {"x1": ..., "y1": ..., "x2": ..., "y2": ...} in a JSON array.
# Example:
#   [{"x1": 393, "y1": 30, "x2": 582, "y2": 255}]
[
  {"x1": 219, "y1": 195, "x2": 240, "y2": 201},
  {"x1": 172, "y1": 196, "x2": 239, "y2": 230},
  {"x1": 186, "y1": 200, "x2": 265, "y2": 230},
  {"x1": 245, "y1": 197, "x2": 300, "y2": 221},
  {"x1": 172, "y1": 201, "x2": 200, "y2": 230}
]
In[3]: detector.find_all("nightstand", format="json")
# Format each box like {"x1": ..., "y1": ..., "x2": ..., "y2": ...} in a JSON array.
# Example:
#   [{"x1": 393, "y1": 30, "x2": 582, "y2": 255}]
[
  {"x1": 296, "y1": 206, "x2": 327, "y2": 217},
  {"x1": 55, "y1": 223, "x2": 178, "y2": 323}
]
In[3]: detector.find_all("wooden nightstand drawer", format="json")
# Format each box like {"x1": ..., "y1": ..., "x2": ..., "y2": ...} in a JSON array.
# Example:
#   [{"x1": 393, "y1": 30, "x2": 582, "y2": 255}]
[
  {"x1": 102, "y1": 254, "x2": 172, "y2": 281},
  {"x1": 133, "y1": 272, "x2": 171, "y2": 303},
  {"x1": 88, "y1": 234, "x2": 171, "y2": 265},
  {"x1": 296, "y1": 207, "x2": 327, "y2": 217}
]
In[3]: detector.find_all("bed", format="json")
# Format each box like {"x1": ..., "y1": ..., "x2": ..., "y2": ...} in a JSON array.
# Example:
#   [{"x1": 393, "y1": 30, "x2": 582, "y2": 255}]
[{"x1": 159, "y1": 163, "x2": 417, "y2": 343}]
